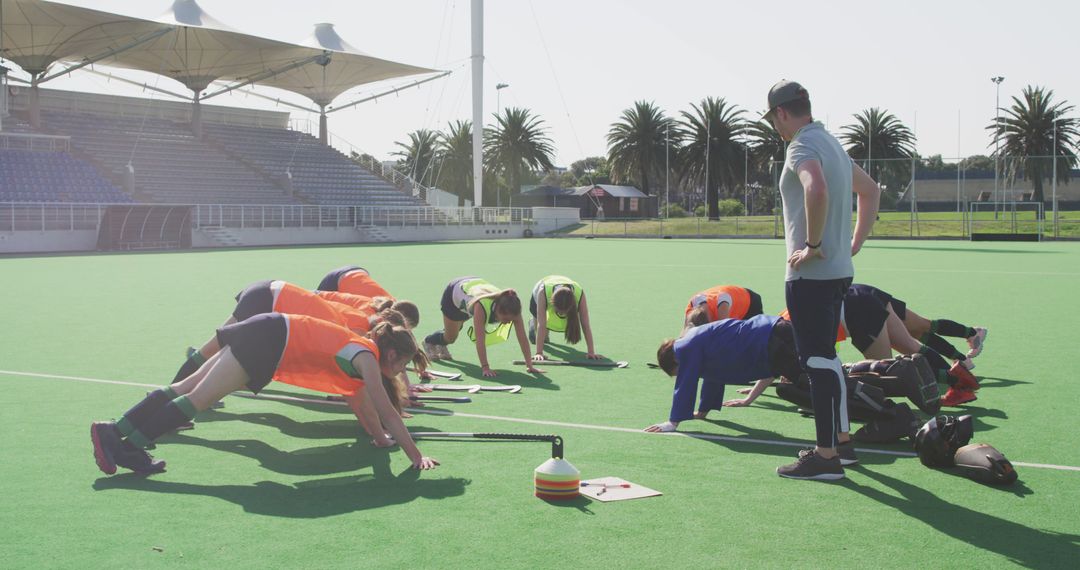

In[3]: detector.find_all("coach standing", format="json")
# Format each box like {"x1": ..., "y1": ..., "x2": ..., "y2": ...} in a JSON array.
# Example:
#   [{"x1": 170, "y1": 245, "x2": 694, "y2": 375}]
[{"x1": 765, "y1": 81, "x2": 881, "y2": 481}]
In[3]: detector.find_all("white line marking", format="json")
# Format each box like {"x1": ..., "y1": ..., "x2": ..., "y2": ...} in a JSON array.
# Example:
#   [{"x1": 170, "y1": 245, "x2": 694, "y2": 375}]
[{"x1": 3, "y1": 368, "x2": 1076, "y2": 472}]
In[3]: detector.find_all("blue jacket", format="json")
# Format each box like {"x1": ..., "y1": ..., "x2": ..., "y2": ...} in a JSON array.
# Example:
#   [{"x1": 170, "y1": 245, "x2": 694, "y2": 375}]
[{"x1": 669, "y1": 315, "x2": 779, "y2": 422}]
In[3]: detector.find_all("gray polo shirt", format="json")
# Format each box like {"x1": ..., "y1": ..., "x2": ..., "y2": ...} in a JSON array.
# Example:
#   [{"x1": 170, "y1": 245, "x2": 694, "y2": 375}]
[{"x1": 779, "y1": 121, "x2": 854, "y2": 281}]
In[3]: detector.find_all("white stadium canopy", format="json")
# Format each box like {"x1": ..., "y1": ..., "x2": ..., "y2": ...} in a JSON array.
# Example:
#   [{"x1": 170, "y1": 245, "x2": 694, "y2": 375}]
[{"x1": 0, "y1": 0, "x2": 442, "y2": 140}]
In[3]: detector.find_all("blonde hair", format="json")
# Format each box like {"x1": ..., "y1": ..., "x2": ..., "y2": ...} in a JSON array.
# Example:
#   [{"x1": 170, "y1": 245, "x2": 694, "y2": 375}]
[{"x1": 552, "y1": 287, "x2": 581, "y2": 344}]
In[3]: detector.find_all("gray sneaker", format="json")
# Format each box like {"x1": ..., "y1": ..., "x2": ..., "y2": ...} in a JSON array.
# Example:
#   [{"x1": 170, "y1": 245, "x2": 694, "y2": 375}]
[
  {"x1": 837, "y1": 441, "x2": 859, "y2": 466},
  {"x1": 424, "y1": 341, "x2": 443, "y2": 361},
  {"x1": 777, "y1": 449, "x2": 845, "y2": 481}
]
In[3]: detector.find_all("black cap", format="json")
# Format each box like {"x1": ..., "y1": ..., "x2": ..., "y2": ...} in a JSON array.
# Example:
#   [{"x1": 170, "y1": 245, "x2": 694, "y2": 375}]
[{"x1": 764, "y1": 80, "x2": 809, "y2": 119}]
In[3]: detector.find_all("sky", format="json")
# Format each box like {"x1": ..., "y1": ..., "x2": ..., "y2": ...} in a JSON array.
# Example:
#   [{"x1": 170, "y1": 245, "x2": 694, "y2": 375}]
[{"x1": 5, "y1": 0, "x2": 1079, "y2": 166}]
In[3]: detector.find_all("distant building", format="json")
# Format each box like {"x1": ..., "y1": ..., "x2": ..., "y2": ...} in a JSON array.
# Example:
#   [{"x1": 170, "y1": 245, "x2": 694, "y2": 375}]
[{"x1": 519, "y1": 184, "x2": 657, "y2": 218}]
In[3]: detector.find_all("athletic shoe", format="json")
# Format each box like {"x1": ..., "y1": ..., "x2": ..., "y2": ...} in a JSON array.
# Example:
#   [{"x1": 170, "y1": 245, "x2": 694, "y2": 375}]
[
  {"x1": 424, "y1": 341, "x2": 443, "y2": 361},
  {"x1": 90, "y1": 421, "x2": 122, "y2": 475},
  {"x1": 837, "y1": 441, "x2": 859, "y2": 466},
  {"x1": 777, "y1": 449, "x2": 845, "y2": 481},
  {"x1": 439, "y1": 344, "x2": 453, "y2": 360},
  {"x1": 941, "y1": 387, "x2": 977, "y2": 407},
  {"x1": 115, "y1": 440, "x2": 167, "y2": 475},
  {"x1": 948, "y1": 361, "x2": 980, "y2": 391},
  {"x1": 966, "y1": 327, "x2": 988, "y2": 358}
]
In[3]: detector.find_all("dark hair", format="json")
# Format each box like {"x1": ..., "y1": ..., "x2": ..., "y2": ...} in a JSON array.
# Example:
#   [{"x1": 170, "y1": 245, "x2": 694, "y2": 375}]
[
  {"x1": 378, "y1": 308, "x2": 406, "y2": 328},
  {"x1": 369, "y1": 296, "x2": 394, "y2": 313},
  {"x1": 368, "y1": 322, "x2": 418, "y2": 366},
  {"x1": 493, "y1": 290, "x2": 521, "y2": 317},
  {"x1": 657, "y1": 339, "x2": 677, "y2": 376},
  {"x1": 777, "y1": 97, "x2": 812, "y2": 119},
  {"x1": 391, "y1": 300, "x2": 420, "y2": 328},
  {"x1": 686, "y1": 307, "x2": 710, "y2": 328},
  {"x1": 552, "y1": 287, "x2": 581, "y2": 344}
]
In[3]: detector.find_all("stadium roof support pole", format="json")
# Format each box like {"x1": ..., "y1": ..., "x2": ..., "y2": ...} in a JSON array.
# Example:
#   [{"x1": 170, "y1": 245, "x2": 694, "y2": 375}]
[
  {"x1": 471, "y1": 0, "x2": 484, "y2": 207},
  {"x1": 324, "y1": 71, "x2": 452, "y2": 114},
  {"x1": 83, "y1": 68, "x2": 191, "y2": 101},
  {"x1": 35, "y1": 27, "x2": 174, "y2": 85},
  {"x1": 199, "y1": 52, "x2": 331, "y2": 101},
  {"x1": 319, "y1": 104, "x2": 328, "y2": 145},
  {"x1": 192, "y1": 94, "x2": 202, "y2": 137}
]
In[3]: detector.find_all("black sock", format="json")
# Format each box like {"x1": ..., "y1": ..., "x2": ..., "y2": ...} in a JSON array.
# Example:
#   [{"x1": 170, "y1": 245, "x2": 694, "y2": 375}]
[
  {"x1": 921, "y1": 333, "x2": 966, "y2": 361},
  {"x1": 126, "y1": 396, "x2": 198, "y2": 449},
  {"x1": 918, "y1": 345, "x2": 950, "y2": 371},
  {"x1": 116, "y1": 387, "x2": 178, "y2": 437},
  {"x1": 931, "y1": 320, "x2": 975, "y2": 339},
  {"x1": 171, "y1": 349, "x2": 207, "y2": 384}
]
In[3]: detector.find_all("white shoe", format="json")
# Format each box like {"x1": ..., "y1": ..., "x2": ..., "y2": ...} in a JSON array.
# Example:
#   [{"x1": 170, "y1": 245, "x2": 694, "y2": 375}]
[{"x1": 966, "y1": 327, "x2": 988, "y2": 358}]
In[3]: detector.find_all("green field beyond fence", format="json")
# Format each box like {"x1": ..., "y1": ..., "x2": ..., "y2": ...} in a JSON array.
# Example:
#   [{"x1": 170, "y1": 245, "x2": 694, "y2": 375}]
[{"x1": 552, "y1": 210, "x2": 1080, "y2": 239}]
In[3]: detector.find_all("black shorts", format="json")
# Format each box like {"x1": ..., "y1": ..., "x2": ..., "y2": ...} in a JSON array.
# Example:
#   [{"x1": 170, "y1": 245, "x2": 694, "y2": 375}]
[
  {"x1": 744, "y1": 288, "x2": 764, "y2": 319},
  {"x1": 233, "y1": 280, "x2": 274, "y2": 322},
  {"x1": 317, "y1": 265, "x2": 367, "y2": 292},
  {"x1": 785, "y1": 277, "x2": 852, "y2": 363},
  {"x1": 440, "y1": 277, "x2": 474, "y2": 322},
  {"x1": 844, "y1": 284, "x2": 901, "y2": 353},
  {"x1": 215, "y1": 312, "x2": 288, "y2": 394},
  {"x1": 767, "y1": 319, "x2": 801, "y2": 380}
]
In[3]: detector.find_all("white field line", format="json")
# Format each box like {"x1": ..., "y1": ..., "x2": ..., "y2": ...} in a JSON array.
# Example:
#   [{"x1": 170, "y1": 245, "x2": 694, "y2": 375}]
[{"x1": 2, "y1": 368, "x2": 1076, "y2": 473}]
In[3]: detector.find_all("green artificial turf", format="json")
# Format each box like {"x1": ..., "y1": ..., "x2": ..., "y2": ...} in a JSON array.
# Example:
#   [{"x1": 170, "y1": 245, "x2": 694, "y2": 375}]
[{"x1": 2, "y1": 238, "x2": 1079, "y2": 568}]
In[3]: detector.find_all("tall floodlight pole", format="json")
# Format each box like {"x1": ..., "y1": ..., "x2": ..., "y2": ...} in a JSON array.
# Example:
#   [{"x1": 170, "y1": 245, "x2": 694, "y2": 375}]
[
  {"x1": 992, "y1": 76, "x2": 1004, "y2": 213},
  {"x1": 743, "y1": 135, "x2": 750, "y2": 215},
  {"x1": 665, "y1": 121, "x2": 670, "y2": 218},
  {"x1": 471, "y1": 0, "x2": 484, "y2": 208}
]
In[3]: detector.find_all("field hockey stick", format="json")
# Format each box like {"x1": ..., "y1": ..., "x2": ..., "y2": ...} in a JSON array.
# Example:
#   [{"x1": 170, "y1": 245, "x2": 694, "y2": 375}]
[
  {"x1": 409, "y1": 432, "x2": 565, "y2": 458},
  {"x1": 479, "y1": 385, "x2": 522, "y2": 393},
  {"x1": 513, "y1": 359, "x2": 629, "y2": 368},
  {"x1": 410, "y1": 367, "x2": 463, "y2": 380},
  {"x1": 410, "y1": 395, "x2": 472, "y2": 404},
  {"x1": 646, "y1": 362, "x2": 659, "y2": 369},
  {"x1": 430, "y1": 384, "x2": 481, "y2": 393}
]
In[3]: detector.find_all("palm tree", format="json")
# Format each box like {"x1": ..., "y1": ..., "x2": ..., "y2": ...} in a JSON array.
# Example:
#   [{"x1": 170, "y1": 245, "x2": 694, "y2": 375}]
[
  {"x1": 393, "y1": 128, "x2": 439, "y2": 187},
  {"x1": 677, "y1": 97, "x2": 747, "y2": 220},
  {"x1": 606, "y1": 101, "x2": 674, "y2": 195},
  {"x1": 988, "y1": 85, "x2": 1079, "y2": 210},
  {"x1": 745, "y1": 120, "x2": 786, "y2": 214},
  {"x1": 840, "y1": 108, "x2": 916, "y2": 195},
  {"x1": 483, "y1": 107, "x2": 555, "y2": 205},
  {"x1": 434, "y1": 120, "x2": 474, "y2": 206}
]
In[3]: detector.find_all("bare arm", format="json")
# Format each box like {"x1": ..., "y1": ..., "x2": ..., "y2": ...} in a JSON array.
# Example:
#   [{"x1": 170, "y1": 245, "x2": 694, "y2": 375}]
[
  {"x1": 352, "y1": 353, "x2": 438, "y2": 470},
  {"x1": 534, "y1": 293, "x2": 549, "y2": 358},
  {"x1": 789, "y1": 160, "x2": 829, "y2": 269},
  {"x1": 513, "y1": 314, "x2": 544, "y2": 374},
  {"x1": 723, "y1": 377, "x2": 775, "y2": 407},
  {"x1": 578, "y1": 293, "x2": 602, "y2": 358},
  {"x1": 715, "y1": 301, "x2": 731, "y2": 321},
  {"x1": 472, "y1": 304, "x2": 492, "y2": 375},
  {"x1": 341, "y1": 390, "x2": 393, "y2": 447},
  {"x1": 851, "y1": 162, "x2": 881, "y2": 256}
]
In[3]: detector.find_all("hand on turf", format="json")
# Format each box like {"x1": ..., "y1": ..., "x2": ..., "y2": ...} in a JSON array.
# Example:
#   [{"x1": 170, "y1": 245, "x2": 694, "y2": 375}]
[
  {"x1": 410, "y1": 384, "x2": 433, "y2": 394},
  {"x1": 419, "y1": 370, "x2": 435, "y2": 381},
  {"x1": 736, "y1": 387, "x2": 752, "y2": 395},
  {"x1": 586, "y1": 352, "x2": 605, "y2": 360},
  {"x1": 722, "y1": 398, "x2": 751, "y2": 407},
  {"x1": 482, "y1": 366, "x2": 498, "y2": 378},
  {"x1": 644, "y1": 420, "x2": 678, "y2": 433},
  {"x1": 400, "y1": 411, "x2": 413, "y2": 419},
  {"x1": 788, "y1": 246, "x2": 824, "y2": 269},
  {"x1": 532, "y1": 353, "x2": 547, "y2": 362},
  {"x1": 526, "y1": 365, "x2": 546, "y2": 374},
  {"x1": 412, "y1": 456, "x2": 441, "y2": 470}
]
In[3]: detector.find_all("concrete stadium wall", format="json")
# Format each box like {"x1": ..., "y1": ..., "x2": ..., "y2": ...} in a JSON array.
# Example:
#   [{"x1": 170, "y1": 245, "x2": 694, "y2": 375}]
[{"x1": 0, "y1": 230, "x2": 97, "y2": 253}]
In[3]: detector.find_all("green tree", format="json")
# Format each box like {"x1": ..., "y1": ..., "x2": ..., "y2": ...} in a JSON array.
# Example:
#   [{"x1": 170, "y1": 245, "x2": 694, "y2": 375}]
[
  {"x1": 676, "y1": 97, "x2": 748, "y2": 220},
  {"x1": 840, "y1": 108, "x2": 916, "y2": 198},
  {"x1": 606, "y1": 100, "x2": 674, "y2": 195},
  {"x1": 483, "y1": 107, "x2": 556, "y2": 206},
  {"x1": 569, "y1": 156, "x2": 611, "y2": 185},
  {"x1": 434, "y1": 120, "x2": 474, "y2": 206},
  {"x1": 393, "y1": 128, "x2": 439, "y2": 187},
  {"x1": 988, "y1": 85, "x2": 1079, "y2": 209}
]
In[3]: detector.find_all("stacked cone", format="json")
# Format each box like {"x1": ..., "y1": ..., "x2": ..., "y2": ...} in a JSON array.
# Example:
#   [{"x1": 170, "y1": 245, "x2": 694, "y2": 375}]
[{"x1": 534, "y1": 457, "x2": 580, "y2": 500}]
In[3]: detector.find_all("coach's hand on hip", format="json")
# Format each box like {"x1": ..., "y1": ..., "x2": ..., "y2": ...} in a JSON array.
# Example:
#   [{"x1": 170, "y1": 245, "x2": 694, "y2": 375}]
[{"x1": 788, "y1": 245, "x2": 824, "y2": 269}]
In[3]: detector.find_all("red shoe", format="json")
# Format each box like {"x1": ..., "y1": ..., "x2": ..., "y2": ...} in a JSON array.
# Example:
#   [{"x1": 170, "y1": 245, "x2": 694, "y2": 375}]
[
  {"x1": 949, "y1": 361, "x2": 980, "y2": 391},
  {"x1": 941, "y1": 387, "x2": 977, "y2": 407}
]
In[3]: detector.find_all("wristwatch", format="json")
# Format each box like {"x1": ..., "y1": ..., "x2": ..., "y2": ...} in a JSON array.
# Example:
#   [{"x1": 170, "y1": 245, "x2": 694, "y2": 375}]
[{"x1": 805, "y1": 240, "x2": 821, "y2": 249}]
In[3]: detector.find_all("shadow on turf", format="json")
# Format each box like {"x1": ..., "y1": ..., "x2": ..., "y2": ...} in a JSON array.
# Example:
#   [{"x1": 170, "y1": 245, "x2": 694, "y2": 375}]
[
  {"x1": 433, "y1": 360, "x2": 560, "y2": 390},
  {"x1": 977, "y1": 376, "x2": 1032, "y2": 389},
  {"x1": 844, "y1": 467, "x2": 1080, "y2": 567},
  {"x1": 865, "y1": 244, "x2": 1058, "y2": 255},
  {"x1": 92, "y1": 449, "x2": 471, "y2": 518}
]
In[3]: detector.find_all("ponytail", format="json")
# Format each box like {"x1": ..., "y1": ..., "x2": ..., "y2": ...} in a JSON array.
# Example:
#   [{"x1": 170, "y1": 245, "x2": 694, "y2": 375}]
[
  {"x1": 369, "y1": 296, "x2": 394, "y2": 313},
  {"x1": 687, "y1": 307, "x2": 710, "y2": 328},
  {"x1": 553, "y1": 287, "x2": 582, "y2": 344},
  {"x1": 378, "y1": 308, "x2": 407, "y2": 328},
  {"x1": 368, "y1": 322, "x2": 419, "y2": 367},
  {"x1": 381, "y1": 373, "x2": 407, "y2": 414}
]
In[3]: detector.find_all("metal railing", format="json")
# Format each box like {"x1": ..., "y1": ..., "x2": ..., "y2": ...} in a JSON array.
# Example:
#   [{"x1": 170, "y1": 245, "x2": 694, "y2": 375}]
[{"x1": 0, "y1": 132, "x2": 71, "y2": 152}]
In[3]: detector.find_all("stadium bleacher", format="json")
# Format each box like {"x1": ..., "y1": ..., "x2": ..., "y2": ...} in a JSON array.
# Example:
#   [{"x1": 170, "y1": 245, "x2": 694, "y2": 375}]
[{"x1": 202, "y1": 123, "x2": 426, "y2": 207}]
